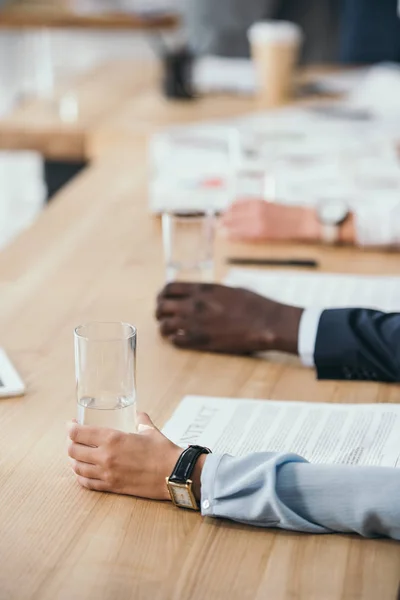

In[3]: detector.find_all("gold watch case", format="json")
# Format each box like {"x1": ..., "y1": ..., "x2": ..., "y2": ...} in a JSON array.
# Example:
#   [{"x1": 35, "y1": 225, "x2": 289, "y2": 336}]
[{"x1": 166, "y1": 478, "x2": 200, "y2": 510}]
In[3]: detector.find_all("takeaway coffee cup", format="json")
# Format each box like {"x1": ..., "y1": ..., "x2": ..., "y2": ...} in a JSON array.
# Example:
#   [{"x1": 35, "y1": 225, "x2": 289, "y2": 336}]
[{"x1": 248, "y1": 21, "x2": 303, "y2": 107}]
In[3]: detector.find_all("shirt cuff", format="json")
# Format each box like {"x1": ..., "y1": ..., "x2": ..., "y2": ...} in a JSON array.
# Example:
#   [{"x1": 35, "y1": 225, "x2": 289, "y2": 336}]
[
  {"x1": 298, "y1": 308, "x2": 323, "y2": 368},
  {"x1": 354, "y1": 204, "x2": 400, "y2": 247},
  {"x1": 200, "y1": 454, "x2": 224, "y2": 516}
]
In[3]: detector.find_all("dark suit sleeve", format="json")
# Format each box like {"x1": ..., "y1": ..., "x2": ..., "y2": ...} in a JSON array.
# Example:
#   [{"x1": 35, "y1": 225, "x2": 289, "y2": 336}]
[{"x1": 314, "y1": 309, "x2": 400, "y2": 382}]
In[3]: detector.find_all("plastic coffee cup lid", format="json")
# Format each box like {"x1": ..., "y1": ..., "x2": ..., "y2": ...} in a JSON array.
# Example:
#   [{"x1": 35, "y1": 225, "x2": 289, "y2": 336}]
[{"x1": 248, "y1": 20, "x2": 303, "y2": 44}]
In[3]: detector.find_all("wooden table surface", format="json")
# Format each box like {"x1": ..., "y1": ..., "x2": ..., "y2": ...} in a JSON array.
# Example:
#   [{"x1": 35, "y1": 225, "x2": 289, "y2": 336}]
[
  {"x1": 0, "y1": 0, "x2": 179, "y2": 30},
  {"x1": 0, "y1": 60, "x2": 156, "y2": 161},
  {"x1": 0, "y1": 148, "x2": 399, "y2": 600}
]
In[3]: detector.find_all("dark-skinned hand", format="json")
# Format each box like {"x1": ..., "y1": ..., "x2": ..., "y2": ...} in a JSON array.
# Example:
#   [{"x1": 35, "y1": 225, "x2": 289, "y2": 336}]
[{"x1": 156, "y1": 282, "x2": 303, "y2": 355}]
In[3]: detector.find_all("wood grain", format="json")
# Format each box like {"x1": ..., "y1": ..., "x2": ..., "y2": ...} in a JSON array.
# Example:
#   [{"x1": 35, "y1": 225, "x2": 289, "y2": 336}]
[
  {"x1": 0, "y1": 0, "x2": 179, "y2": 30},
  {"x1": 0, "y1": 150, "x2": 399, "y2": 599}
]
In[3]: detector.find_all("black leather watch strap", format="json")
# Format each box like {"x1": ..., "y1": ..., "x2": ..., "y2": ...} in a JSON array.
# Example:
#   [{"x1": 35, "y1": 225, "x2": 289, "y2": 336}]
[{"x1": 168, "y1": 445, "x2": 211, "y2": 484}]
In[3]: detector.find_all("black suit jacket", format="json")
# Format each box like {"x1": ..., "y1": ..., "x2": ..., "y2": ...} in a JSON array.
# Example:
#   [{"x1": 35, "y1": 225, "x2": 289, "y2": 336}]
[{"x1": 314, "y1": 309, "x2": 400, "y2": 383}]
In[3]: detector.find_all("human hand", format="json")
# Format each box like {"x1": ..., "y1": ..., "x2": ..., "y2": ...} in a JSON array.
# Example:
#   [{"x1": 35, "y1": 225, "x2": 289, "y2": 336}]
[
  {"x1": 68, "y1": 413, "x2": 182, "y2": 501},
  {"x1": 156, "y1": 282, "x2": 303, "y2": 355},
  {"x1": 221, "y1": 199, "x2": 320, "y2": 243}
]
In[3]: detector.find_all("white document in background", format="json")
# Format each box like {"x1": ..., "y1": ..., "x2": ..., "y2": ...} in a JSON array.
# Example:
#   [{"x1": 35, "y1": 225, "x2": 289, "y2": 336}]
[
  {"x1": 149, "y1": 125, "x2": 237, "y2": 213},
  {"x1": 310, "y1": 68, "x2": 369, "y2": 96},
  {"x1": 346, "y1": 63, "x2": 400, "y2": 118},
  {"x1": 193, "y1": 57, "x2": 256, "y2": 95},
  {"x1": 224, "y1": 269, "x2": 400, "y2": 312},
  {"x1": 163, "y1": 395, "x2": 400, "y2": 468}
]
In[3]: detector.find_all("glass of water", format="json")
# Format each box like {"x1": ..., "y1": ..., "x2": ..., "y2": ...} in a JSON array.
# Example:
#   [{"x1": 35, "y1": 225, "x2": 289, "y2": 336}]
[
  {"x1": 74, "y1": 322, "x2": 137, "y2": 433},
  {"x1": 162, "y1": 211, "x2": 216, "y2": 283}
]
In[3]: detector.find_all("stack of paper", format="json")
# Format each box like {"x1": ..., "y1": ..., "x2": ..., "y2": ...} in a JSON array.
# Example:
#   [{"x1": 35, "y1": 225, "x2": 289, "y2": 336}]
[{"x1": 148, "y1": 102, "x2": 400, "y2": 213}]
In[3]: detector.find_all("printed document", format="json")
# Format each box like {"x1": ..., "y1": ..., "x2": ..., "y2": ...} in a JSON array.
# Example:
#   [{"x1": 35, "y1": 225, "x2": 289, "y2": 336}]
[
  {"x1": 163, "y1": 395, "x2": 400, "y2": 468},
  {"x1": 224, "y1": 269, "x2": 400, "y2": 311}
]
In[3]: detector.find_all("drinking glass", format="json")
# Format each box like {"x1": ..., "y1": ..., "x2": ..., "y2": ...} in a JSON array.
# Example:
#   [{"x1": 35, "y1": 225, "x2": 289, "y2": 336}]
[
  {"x1": 162, "y1": 211, "x2": 215, "y2": 283},
  {"x1": 74, "y1": 322, "x2": 137, "y2": 433}
]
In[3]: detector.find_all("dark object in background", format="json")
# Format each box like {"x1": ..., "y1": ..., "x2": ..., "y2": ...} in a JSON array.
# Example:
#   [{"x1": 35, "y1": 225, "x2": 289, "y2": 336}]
[
  {"x1": 227, "y1": 257, "x2": 319, "y2": 268},
  {"x1": 340, "y1": 0, "x2": 400, "y2": 64},
  {"x1": 44, "y1": 159, "x2": 88, "y2": 202},
  {"x1": 150, "y1": 33, "x2": 195, "y2": 100},
  {"x1": 162, "y1": 47, "x2": 195, "y2": 100}
]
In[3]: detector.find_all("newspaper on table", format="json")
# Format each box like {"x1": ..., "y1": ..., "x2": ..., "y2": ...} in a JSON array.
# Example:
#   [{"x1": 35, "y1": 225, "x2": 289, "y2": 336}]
[
  {"x1": 224, "y1": 269, "x2": 400, "y2": 312},
  {"x1": 163, "y1": 395, "x2": 400, "y2": 468}
]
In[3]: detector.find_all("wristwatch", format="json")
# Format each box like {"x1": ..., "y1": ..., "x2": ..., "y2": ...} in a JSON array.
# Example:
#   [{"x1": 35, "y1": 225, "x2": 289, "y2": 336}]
[
  {"x1": 316, "y1": 198, "x2": 349, "y2": 244},
  {"x1": 166, "y1": 445, "x2": 212, "y2": 510}
]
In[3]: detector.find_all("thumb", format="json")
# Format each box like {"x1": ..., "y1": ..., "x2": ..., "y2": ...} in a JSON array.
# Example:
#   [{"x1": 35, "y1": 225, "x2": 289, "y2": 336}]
[{"x1": 137, "y1": 412, "x2": 157, "y2": 434}]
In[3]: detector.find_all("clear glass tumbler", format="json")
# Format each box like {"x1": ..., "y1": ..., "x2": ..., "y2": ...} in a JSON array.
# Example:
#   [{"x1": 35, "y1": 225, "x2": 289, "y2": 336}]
[
  {"x1": 162, "y1": 210, "x2": 215, "y2": 283},
  {"x1": 74, "y1": 322, "x2": 137, "y2": 433}
]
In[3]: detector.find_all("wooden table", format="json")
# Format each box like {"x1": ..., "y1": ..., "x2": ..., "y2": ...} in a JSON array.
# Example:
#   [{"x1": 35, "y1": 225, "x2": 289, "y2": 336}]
[
  {"x1": 0, "y1": 149, "x2": 399, "y2": 599},
  {"x1": 0, "y1": 0, "x2": 179, "y2": 30},
  {"x1": 0, "y1": 60, "x2": 156, "y2": 161}
]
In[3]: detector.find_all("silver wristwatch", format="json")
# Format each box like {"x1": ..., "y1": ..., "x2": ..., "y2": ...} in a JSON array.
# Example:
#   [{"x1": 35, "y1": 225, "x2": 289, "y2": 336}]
[{"x1": 316, "y1": 199, "x2": 349, "y2": 244}]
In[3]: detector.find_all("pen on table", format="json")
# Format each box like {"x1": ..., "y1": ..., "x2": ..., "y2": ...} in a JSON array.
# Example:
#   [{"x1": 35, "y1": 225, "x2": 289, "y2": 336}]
[{"x1": 227, "y1": 258, "x2": 319, "y2": 268}]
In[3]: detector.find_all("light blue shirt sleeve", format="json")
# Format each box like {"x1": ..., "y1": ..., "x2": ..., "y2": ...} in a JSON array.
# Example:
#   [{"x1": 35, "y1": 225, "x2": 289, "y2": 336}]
[{"x1": 200, "y1": 452, "x2": 400, "y2": 540}]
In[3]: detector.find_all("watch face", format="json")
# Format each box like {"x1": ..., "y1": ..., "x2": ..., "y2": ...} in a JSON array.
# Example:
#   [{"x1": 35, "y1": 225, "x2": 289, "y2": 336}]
[
  {"x1": 170, "y1": 483, "x2": 195, "y2": 509},
  {"x1": 317, "y1": 199, "x2": 349, "y2": 225}
]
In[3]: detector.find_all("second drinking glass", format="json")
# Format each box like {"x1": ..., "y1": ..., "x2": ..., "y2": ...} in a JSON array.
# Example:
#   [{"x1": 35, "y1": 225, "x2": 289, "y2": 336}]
[{"x1": 162, "y1": 210, "x2": 216, "y2": 283}]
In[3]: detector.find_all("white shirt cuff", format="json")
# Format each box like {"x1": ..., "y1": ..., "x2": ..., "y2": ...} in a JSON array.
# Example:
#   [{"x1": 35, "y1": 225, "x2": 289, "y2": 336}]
[
  {"x1": 354, "y1": 203, "x2": 400, "y2": 247},
  {"x1": 298, "y1": 308, "x2": 323, "y2": 368}
]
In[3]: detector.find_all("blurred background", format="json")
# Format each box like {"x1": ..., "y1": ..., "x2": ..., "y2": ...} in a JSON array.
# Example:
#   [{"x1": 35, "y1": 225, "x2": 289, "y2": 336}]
[
  {"x1": 0, "y1": 0, "x2": 184, "y2": 247},
  {"x1": 1, "y1": 0, "x2": 400, "y2": 250}
]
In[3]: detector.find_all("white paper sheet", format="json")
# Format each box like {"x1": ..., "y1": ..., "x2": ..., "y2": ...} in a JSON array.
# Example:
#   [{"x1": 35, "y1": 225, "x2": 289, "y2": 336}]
[
  {"x1": 309, "y1": 68, "x2": 369, "y2": 96},
  {"x1": 193, "y1": 57, "x2": 256, "y2": 95},
  {"x1": 347, "y1": 63, "x2": 400, "y2": 118},
  {"x1": 163, "y1": 395, "x2": 400, "y2": 468},
  {"x1": 149, "y1": 103, "x2": 400, "y2": 212},
  {"x1": 224, "y1": 269, "x2": 400, "y2": 312},
  {"x1": 149, "y1": 126, "x2": 238, "y2": 213}
]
